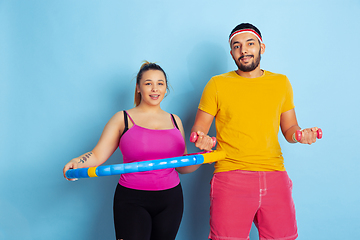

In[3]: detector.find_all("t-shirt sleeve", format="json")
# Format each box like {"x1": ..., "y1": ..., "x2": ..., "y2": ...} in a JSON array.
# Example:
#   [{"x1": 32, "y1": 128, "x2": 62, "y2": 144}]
[
  {"x1": 282, "y1": 76, "x2": 295, "y2": 113},
  {"x1": 198, "y1": 78, "x2": 218, "y2": 116}
]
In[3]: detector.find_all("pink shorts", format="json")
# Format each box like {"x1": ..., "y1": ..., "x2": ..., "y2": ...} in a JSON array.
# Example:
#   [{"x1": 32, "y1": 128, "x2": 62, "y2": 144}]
[{"x1": 209, "y1": 170, "x2": 298, "y2": 240}]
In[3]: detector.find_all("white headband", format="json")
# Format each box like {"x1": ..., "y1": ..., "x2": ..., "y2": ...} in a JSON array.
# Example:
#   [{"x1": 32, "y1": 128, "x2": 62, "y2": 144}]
[{"x1": 229, "y1": 29, "x2": 263, "y2": 44}]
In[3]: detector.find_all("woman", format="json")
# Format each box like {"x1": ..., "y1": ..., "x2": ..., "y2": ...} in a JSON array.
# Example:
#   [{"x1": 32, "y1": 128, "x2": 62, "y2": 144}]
[{"x1": 63, "y1": 62, "x2": 197, "y2": 240}]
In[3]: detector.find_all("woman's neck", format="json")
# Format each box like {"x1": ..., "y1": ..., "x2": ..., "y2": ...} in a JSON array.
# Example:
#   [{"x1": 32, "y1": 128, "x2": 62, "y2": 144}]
[{"x1": 136, "y1": 103, "x2": 163, "y2": 113}]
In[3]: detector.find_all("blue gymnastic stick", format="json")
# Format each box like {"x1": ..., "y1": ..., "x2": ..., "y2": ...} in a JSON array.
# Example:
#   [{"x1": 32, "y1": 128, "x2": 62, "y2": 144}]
[{"x1": 65, "y1": 151, "x2": 225, "y2": 179}]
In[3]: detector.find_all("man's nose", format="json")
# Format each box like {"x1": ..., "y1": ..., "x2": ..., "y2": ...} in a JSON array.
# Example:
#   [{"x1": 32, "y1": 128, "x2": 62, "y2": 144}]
[{"x1": 241, "y1": 45, "x2": 248, "y2": 54}]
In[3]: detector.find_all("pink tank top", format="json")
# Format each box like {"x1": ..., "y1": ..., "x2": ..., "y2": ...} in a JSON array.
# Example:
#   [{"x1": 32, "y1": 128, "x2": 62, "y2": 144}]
[{"x1": 118, "y1": 111, "x2": 185, "y2": 190}]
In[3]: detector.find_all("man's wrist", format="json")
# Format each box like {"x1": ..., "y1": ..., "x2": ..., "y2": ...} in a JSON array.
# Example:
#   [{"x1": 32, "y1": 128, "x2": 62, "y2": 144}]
[{"x1": 292, "y1": 130, "x2": 301, "y2": 143}]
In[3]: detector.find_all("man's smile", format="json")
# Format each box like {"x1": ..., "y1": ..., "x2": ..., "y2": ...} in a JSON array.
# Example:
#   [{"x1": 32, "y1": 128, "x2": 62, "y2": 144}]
[{"x1": 239, "y1": 55, "x2": 254, "y2": 62}]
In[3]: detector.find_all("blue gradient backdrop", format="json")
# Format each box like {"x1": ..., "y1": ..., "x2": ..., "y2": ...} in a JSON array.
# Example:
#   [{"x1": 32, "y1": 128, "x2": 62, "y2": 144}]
[{"x1": 1, "y1": 1, "x2": 359, "y2": 239}]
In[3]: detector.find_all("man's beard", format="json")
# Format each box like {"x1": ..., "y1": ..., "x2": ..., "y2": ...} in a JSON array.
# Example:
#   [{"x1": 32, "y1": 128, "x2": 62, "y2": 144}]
[{"x1": 236, "y1": 50, "x2": 261, "y2": 72}]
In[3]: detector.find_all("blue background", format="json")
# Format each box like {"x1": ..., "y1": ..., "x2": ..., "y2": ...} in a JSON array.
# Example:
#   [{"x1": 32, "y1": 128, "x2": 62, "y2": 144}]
[{"x1": 1, "y1": 0, "x2": 359, "y2": 239}]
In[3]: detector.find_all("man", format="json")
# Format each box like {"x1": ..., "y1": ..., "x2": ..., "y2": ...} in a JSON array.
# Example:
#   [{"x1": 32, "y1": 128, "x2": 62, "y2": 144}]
[{"x1": 191, "y1": 23, "x2": 320, "y2": 240}]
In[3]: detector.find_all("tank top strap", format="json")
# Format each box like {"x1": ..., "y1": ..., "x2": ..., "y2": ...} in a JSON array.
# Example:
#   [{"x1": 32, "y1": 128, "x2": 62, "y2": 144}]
[
  {"x1": 121, "y1": 110, "x2": 136, "y2": 137},
  {"x1": 170, "y1": 114, "x2": 179, "y2": 130},
  {"x1": 124, "y1": 110, "x2": 135, "y2": 124}
]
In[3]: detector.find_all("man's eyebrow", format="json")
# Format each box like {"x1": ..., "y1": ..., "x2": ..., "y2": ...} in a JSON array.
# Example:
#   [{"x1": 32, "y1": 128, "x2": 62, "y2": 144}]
[
  {"x1": 246, "y1": 38, "x2": 256, "y2": 42},
  {"x1": 232, "y1": 38, "x2": 256, "y2": 46},
  {"x1": 231, "y1": 40, "x2": 241, "y2": 47}
]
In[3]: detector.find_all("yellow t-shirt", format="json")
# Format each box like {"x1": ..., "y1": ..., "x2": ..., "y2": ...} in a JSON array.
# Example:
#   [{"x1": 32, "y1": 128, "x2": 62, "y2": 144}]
[{"x1": 199, "y1": 70, "x2": 295, "y2": 172}]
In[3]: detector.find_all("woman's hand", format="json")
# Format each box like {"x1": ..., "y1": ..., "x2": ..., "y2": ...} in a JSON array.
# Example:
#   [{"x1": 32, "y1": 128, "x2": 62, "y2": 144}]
[{"x1": 63, "y1": 159, "x2": 78, "y2": 181}]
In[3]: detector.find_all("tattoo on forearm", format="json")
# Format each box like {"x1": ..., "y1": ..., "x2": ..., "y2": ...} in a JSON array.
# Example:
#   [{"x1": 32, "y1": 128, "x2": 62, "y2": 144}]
[{"x1": 78, "y1": 152, "x2": 93, "y2": 164}]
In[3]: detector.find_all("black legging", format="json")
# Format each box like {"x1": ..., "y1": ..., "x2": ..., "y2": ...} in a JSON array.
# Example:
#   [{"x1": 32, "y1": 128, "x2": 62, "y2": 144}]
[{"x1": 113, "y1": 183, "x2": 184, "y2": 240}]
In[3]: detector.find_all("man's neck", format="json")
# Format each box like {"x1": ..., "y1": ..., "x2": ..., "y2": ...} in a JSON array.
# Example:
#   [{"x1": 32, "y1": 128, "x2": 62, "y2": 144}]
[{"x1": 235, "y1": 68, "x2": 264, "y2": 78}]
